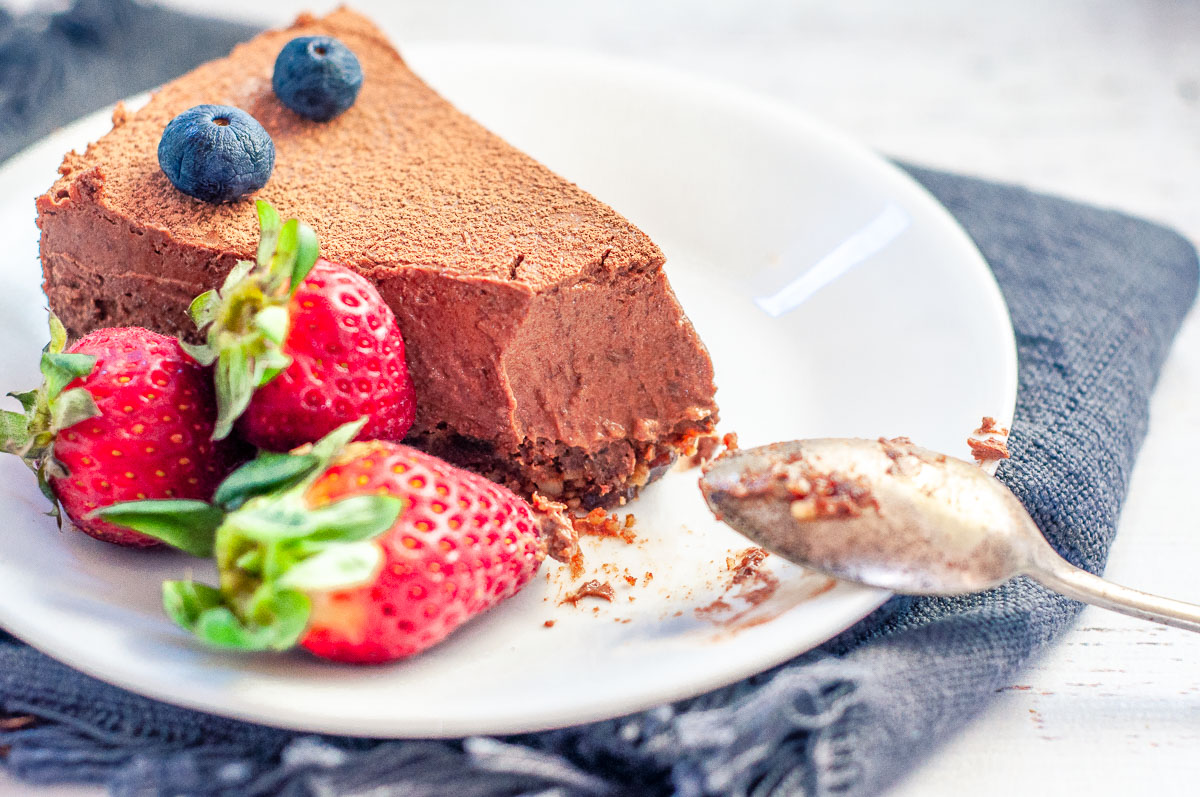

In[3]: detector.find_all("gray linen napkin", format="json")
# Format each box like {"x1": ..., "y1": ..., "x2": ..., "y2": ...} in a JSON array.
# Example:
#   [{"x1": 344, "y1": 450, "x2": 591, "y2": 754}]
[{"x1": 2, "y1": 2, "x2": 1198, "y2": 795}]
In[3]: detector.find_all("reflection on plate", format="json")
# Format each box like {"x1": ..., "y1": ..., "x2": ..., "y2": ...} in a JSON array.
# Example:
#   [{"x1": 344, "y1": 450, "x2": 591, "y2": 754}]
[{"x1": 0, "y1": 43, "x2": 1015, "y2": 737}]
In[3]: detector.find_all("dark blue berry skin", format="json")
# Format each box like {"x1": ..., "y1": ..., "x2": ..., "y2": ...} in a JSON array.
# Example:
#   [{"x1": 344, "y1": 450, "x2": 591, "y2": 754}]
[
  {"x1": 272, "y1": 36, "x2": 363, "y2": 122},
  {"x1": 157, "y1": 105, "x2": 275, "y2": 204}
]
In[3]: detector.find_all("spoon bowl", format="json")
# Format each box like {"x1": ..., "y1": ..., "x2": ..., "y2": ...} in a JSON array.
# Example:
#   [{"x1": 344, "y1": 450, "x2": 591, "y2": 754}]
[
  {"x1": 700, "y1": 437, "x2": 1200, "y2": 633},
  {"x1": 700, "y1": 438, "x2": 1032, "y2": 594}
]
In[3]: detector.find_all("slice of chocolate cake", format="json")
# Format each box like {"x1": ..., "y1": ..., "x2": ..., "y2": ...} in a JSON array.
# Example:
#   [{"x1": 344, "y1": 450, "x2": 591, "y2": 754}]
[{"x1": 36, "y1": 8, "x2": 717, "y2": 508}]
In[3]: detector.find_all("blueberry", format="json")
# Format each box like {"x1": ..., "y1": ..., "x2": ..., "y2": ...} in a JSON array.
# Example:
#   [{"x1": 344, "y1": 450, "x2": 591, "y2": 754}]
[
  {"x1": 272, "y1": 36, "x2": 363, "y2": 122},
  {"x1": 157, "y1": 105, "x2": 275, "y2": 204}
]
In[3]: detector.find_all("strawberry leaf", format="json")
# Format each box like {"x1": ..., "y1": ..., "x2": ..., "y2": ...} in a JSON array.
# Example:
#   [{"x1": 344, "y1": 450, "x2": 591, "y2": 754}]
[
  {"x1": 39, "y1": 352, "x2": 95, "y2": 400},
  {"x1": 212, "y1": 345, "x2": 254, "y2": 441},
  {"x1": 0, "y1": 410, "x2": 29, "y2": 452},
  {"x1": 267, "y1": 219, "x2": 303, "y2": 295},
  {"x1": 224, "y1": 495, "x2": 401, "y2": 546},
  {"x1": 90, "y1": 499, "x2": 225, "y2": 557},
  {"x1": 258, "y1": 367, "x2": 286, "y2": 389},
  {"x1": 291, "y1": 222, "x2": 320, "y2": 291},
  {"x1": 223, "y1": 501, "x2": 321, "y2": 543},
  {"x1": 179, "y1": 340, "x2": 218, "y2": 367},
  {"x1": 299, "y1": 495, "x2": 404, "y2": 543},
  {"x1": 309, "y1": 418, "x2": 368, "y2": 467},
  {"x1": 255, "y1": 587, "x2": 313, "y2": 649},
  {"x1": 188, "y1": 290, "x2": 220, "y2": 331},
  {"x1": 254, "y1": 347, "x2": 292, "y2": 388},
  {"x1": 193, "y1": 606, "x2": 264, "y2": 649},
  {"x1": 276, "y1": 540, "x2": 382, "y2": 592},
  {"x1": 47, "y1": 313, "x2": 68, "y2": 354},
  {"x1": 8, "y1": 390, "x2": 38, "y2": 414},
  {"x1": 214, "y1": 452, "x2": 321, "y2": 510},
  {"x1": 255, "y1": 199, "x2": 283, "y2": 269},
  {"x1": 35, "y1": 459, "x2": 62, "y2": 525},
  {"x1": 235, "y1": 548, "x2": 264, "y2": 574},
  {"x1": 191, "y1": 587, "x2": 309, "y2": 651},
  {"x1": 163, "y1": 580, "x2": 224, "y2": 629},
  {"x1": 49, "y1": 387, "x2": 100, "y2": 433},
  {"x1": 254, "y1": 305, "x2": 290, "y2": 345},
  {"x1": 218, "y1": 258, "x2": 256, "y2": 297}
]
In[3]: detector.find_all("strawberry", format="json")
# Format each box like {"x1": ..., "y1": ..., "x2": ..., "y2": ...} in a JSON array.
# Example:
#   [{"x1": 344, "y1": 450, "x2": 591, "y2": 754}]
[
  {"x1": 95, "y1": 420, "x2": 557, "y2": 663},
  {"x1": 0, "y1": 316, "x2": 240, "y2": 547},
  {"x1": 237, "y1": 259, "x2": 415, "y2": 450},
  {"x1": 187, "y1": 200, "x2": 416, "y2": 450}
]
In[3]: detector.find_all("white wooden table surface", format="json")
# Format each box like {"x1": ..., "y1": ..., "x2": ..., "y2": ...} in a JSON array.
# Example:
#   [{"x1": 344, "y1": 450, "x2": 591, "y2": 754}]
[{"x1": 2, "y1": 0, "x2": 1198, "y2": 793}]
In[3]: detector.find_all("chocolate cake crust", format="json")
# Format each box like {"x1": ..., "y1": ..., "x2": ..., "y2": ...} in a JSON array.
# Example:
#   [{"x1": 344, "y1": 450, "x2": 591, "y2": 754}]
[{"x1": 37, "y1": 9, "x2": 718, "y2": 507}]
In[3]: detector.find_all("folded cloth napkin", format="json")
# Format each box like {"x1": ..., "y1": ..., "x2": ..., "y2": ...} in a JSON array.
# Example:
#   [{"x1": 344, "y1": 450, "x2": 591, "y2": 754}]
[{"x1": 2, "y1": 2, "x2": 1198, "y2": 796}]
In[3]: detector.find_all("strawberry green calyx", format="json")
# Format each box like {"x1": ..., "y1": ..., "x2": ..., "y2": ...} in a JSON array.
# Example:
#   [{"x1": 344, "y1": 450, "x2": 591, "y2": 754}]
[
  {"x1": 0, "y1": 313, "x2": 101, "y2": 519},
  {"x1": 188, "y1": 199, "x2": 320, "y2": 441},
  {"x1": 91, "y1": 419, "x2": 403, "y2": 652}
]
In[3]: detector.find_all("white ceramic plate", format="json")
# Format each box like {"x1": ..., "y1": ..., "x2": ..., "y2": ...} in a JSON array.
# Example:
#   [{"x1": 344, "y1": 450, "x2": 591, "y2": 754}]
[{"x1": 0, "y1": 45, "x2": 1016, "y2": 737}]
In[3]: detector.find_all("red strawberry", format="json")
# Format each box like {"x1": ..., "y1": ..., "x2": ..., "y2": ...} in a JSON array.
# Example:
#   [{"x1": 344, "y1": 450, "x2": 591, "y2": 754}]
[
  {"x1": 238, "y1": 259, "x2": 415, "y2": 450},
  {"x1": 0, "y1": 318, "x2": 241, "y2": 547},
  {"x1": 95, "y1": 420, "x2": 560, "y2": 663},
  {"x1": 298, "y1": 440, "x2": 543, "y2": 661},
  {"x1": 188, "y1": 200, "x2": 415, "y2": 450}
]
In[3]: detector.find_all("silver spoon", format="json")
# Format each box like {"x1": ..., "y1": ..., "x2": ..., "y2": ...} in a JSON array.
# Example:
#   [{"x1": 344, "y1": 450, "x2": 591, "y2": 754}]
[{"x1": 699, "y1": 436, "x2": 1200, "y2": 632}]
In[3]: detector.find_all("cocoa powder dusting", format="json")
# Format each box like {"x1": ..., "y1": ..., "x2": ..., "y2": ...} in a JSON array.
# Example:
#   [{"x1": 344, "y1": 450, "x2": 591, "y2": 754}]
[{"x1": 562, "y1": 579, "x2": 615, "y2": 606}]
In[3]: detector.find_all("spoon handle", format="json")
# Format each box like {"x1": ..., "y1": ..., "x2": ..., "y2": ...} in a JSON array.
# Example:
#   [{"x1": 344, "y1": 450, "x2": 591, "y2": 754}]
[{"x1": 1026, "y1": 549, "x2": 1200, "y2": 633}]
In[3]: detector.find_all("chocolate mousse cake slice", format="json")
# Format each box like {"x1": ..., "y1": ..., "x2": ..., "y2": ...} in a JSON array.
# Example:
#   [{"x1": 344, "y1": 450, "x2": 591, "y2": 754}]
[{"x1": 36, "y1": 9, "x2": 717, "y2": 508}]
